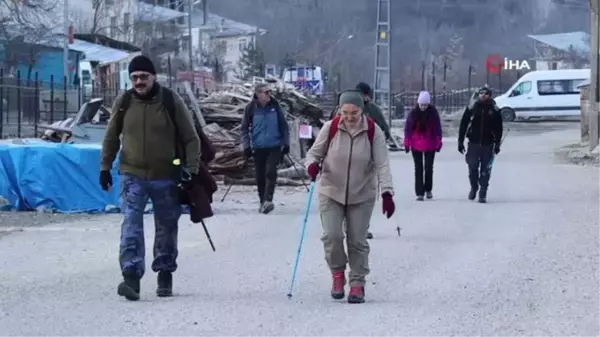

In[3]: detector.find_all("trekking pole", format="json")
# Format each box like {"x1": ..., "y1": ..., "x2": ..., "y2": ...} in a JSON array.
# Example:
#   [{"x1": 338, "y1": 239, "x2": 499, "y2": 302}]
[
  {"x1": 487, "y1": 128, "x2": 510, "y2": 170},
  {"x1": 200, "y1": 219, "x2": 216, "y2": 252},
  {"x1": 220, "y1": 181, "x2": 234, "y2": 202},
  {"x1": 221, "y1": 160, "x2": 250, "y2": 202},
  {"x1": 286, "y1": 154, "x2": 309, "y2": 192},
  {"x1": 287, "y1": 180, "x2": 316, "y2": 299}
]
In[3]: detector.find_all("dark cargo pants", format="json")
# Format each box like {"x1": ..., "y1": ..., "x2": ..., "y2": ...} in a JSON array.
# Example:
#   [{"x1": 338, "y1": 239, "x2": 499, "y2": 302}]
[
  {"x1": 119, "y1": 173, "x2": 181, "y2": 278},
  {"x1": 465, "y1": 143, "x2": 494, "y2": 191},
  {"x1": 253, "y1": 147, "x2": 282, "y2": 203}
]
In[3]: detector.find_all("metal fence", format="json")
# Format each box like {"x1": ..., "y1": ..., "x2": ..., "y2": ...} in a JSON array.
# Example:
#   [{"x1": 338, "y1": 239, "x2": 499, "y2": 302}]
[
  {"x1": 0, "y1": 62, "x2": 526, "y2": 139},
  {"x1": 0, "y1": 68, "x2": 215, "y2": 139}
]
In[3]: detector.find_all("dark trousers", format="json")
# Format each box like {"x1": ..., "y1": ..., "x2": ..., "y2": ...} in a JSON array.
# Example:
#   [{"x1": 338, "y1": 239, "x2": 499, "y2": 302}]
[
  {"x1": 465, "y1": 143, "x2": 494, "y2": 191},
  {"x1": 119, "y1": 173, "x2": 181, "y2": 278},
  {"x1": 253, "y1": 147, "x2": 282, "y2": 203},
  {"x1": 411, "y1": 150, "x2": 436, "y2": 196}
]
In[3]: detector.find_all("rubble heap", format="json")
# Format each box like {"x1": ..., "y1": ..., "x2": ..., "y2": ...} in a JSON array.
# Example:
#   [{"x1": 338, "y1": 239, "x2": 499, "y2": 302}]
[{"x1": 187, "y1": 78, "x2": 328, "y2": 185}]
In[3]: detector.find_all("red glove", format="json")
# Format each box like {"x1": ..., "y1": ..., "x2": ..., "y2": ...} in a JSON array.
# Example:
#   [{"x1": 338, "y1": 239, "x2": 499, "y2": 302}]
[
  {"x1": 307, "y1": 162, "x2": 320, "y2": 181},
  {"x1": 382, "y1": 192, "x2": 395, "y2": 218}
]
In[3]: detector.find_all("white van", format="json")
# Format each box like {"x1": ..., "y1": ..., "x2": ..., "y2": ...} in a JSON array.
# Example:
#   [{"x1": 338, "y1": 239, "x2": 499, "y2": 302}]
[{"x1": 494, "y1": 69, "x2": 589, "y2": 121}]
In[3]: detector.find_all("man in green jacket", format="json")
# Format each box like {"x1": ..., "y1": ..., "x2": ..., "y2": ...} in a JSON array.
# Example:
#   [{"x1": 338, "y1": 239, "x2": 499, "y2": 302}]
[
  {"x1": 355, "y1": 82, "x2": 392, "y2": 141},
  {"x1": 99, "y1": 55, "x2": 201, "y2": 301}
]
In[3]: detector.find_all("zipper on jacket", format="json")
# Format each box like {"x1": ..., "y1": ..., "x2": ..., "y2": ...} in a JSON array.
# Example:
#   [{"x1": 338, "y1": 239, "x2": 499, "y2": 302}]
[
  {"x1": 344, "y1": 134, "x2": 354, "y2": 206},
  {"x1": 143, "y1": 104, "x2": 147, "y2": 179},
  {"x1": 479, "y1": 109, "x2": 484, "y2": 145}
]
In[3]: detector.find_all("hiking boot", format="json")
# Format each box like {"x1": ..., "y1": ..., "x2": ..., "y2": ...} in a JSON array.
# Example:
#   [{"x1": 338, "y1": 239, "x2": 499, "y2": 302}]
[
  {"x1": 347, "y1": 286, "x2": 365, "y2": 304},
  {"x1": 261, "y1": 201, "x2": 275, "y2": 214},
  {"x1": 416, "y1": 195, "x2": 424, "y2": 201},
  {"x1": 331, "y1": 272, "x2": 345, "y2": 299},
  {"x1": 156, "y1": 271, "x2": 173, "y2": 297},
  {"x1": 468, "y1": 189, "x2": 477, "y2": 200},
  {"x1": 478, "y1": 190, "x2": 487, "y2": 203},
  {"x1": 426, "y1": 191, "x2": 433, "y2": 199},
  {"x1": 258, "y1": 202, "x2": 264, "y2": 213},
  {"x1": 117, "y1": 270, "x2": 140, "y2": 301},
  {"x1": 366, "y1": 232, "x2": 373, "y2": 239}
]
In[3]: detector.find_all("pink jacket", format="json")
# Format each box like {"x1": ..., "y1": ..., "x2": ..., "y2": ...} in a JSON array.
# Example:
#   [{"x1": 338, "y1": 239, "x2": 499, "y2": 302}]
[{"x1": 403, "y1": 106, "x2": 442, "y2": 152}]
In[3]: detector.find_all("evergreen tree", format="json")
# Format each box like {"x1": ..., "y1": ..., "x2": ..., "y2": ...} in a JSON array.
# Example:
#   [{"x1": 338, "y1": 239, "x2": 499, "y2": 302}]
[{"x1": 238, "y1": 42, "x2": 265, "y2": 80}]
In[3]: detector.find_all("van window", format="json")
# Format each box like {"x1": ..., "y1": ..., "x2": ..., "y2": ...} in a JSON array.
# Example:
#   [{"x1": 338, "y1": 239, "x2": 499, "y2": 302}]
[
  {"x1": 511, "y1": 81, "x2": 532, "y2": 96},
  {"x1": 537, "y1": 79, "x2": 585, "y2": 95}
]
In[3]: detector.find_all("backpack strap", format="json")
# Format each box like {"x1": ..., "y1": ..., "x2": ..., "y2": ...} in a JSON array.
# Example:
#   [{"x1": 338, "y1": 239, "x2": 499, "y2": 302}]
[
  {"x1": 366, "y1": 116, "x2": 375, "y2": 144},
  {"x1": 161, "y1": 87, "x2": 183, "y2": 162},
  {"x1": 328, "y1": 115, "x2": 341, "y2": 143},
  {"x1": 117, "y1": 89, "x2": 133, "y2": 114}
]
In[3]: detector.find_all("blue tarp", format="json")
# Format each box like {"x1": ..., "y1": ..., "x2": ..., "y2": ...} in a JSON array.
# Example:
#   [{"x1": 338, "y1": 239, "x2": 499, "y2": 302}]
[{"x1": 0, "y1": 140, "x2": 121, "y2": 213}]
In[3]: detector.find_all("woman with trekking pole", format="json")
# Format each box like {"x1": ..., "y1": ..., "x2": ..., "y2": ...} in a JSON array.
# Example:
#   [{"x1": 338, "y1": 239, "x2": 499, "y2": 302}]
[
  {"x1": 304, "y1": 89, "x2": 396, "y2": 304},
  {"x1": 403, "y1": 91, "x2": 442, "y2": 201}
]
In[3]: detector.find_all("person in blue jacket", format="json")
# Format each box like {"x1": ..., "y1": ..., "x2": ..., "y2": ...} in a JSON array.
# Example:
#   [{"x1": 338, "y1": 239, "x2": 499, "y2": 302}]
[{"x1": 241, "y1": 83, "x2": 290, "y2": 214}]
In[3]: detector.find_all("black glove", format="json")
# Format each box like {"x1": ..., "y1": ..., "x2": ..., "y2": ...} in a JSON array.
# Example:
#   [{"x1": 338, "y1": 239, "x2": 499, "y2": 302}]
[
  {"x1": 244, "y1": 148, "x2": 253, "y2": 159},
  {"x1": 458, "y1": 143, "x2": 465, "y2": 154},
  {"x1": 99, "y1": 170, "x2": 112, "y2": 191},
  {"x1": 404, "y1": 146, "x2": 410, "y2": 153},
  {"x1": 494, "y1": 144, "x2": 500, "y2": 155},
  {"x1": 282, "y1": 145, "x2": 290, "y2": 156}
]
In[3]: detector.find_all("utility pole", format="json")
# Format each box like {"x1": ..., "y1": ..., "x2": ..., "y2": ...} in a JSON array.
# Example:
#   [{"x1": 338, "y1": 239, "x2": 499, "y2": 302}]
[
  {"x1": 373, "y1": 0, "x2": 391, "y2": 121},
  {"x1": 187, "y1": 0, "x2": 194, "y2": 71},
  {"x1": 63, "y1": 0, "x2": 69, "y2": 80}
]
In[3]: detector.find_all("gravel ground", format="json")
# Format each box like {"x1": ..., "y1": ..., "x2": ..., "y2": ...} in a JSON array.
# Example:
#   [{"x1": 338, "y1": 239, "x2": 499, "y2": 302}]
[{"x1": 0, "y1": 122, "x2": 598, "y2": 336}]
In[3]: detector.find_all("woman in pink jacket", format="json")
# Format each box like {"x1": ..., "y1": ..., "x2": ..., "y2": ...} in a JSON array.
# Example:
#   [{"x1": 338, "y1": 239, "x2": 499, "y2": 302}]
[{"x1": 404, "y1": 91, "x2": 442, "y2": 200}]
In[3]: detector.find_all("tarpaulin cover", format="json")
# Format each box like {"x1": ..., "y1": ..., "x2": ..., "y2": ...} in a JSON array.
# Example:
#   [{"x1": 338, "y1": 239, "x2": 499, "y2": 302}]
[{"x1": 0, "y1": 140, "x2": 121, "y2": 213}]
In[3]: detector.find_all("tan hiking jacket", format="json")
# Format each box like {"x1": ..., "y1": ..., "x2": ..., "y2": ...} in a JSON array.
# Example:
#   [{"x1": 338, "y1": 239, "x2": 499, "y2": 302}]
[{"x1": 306, "y1": 117, "x2": 394, "y2": 205}]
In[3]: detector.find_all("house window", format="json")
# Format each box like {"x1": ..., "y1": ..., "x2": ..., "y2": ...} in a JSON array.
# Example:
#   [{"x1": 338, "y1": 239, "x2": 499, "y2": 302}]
[
  {"x1": 110, "y1": 16, "x2": 117, "y2": 37},
  {"x1": 537, "y1": 79, "x2": 586, "y2": 95},
  {"x1": 123, "y1": 12, "x2": 131, "y2": 32},
  {"x1": 239, "y1": 39, "x2": 247, "y2": 51},
  {"x1": 181, "y1": 35, "x2": 190, "y2": 52}
]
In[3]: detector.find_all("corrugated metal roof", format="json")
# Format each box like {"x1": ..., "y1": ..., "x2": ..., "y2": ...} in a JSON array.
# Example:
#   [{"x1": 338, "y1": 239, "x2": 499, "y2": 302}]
[
  {"x1": 68, "y1": 39, "x2": 131, "y2": 64},
  {"x1": 188, "y1": 10, "x2": 265, "y2": 36},
  {"x1": 136, "y1": 2, "x2": 187, "y2": 22},
  {"x1": 527, "y1": 32, "x2": 590, "y2": 54}
]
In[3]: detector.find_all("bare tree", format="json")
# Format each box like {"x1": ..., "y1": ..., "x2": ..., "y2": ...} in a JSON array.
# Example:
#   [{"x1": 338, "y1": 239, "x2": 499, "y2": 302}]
[{"x1": 0, "y1": 0, "x2": 59, "y2": 79}]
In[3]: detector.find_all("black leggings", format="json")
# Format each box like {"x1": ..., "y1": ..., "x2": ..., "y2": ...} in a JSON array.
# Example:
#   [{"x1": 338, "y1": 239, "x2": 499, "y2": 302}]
[{"x1": 411, "y1": 150, "x2": 436, "y2": 196}]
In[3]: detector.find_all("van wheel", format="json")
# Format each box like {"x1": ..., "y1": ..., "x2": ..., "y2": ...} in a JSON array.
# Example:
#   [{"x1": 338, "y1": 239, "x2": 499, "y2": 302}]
[{"x1": 501, "y1": 108, "x2": 516, "y2": 122}]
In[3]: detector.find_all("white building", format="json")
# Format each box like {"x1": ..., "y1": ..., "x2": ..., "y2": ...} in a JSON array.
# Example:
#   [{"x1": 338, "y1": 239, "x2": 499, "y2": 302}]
[
  {"x1": 63, "y1": 0, "x2": 265, "y2": 83},
  {"x1": 177, "y1": 10, "x2": 266, "y2": 82}
]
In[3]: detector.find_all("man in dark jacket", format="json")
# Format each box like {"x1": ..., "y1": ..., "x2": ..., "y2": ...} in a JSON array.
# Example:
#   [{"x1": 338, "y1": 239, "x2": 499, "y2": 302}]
[
  {"x1": 457, "y1": 87, "x2": 503, "y2": 203},
  {"x1": 99, "y1": 55, "x2": 201, "y2": 301},
  {"x1": 241, "y1": 83, "x2": 290, "y2": 214}
]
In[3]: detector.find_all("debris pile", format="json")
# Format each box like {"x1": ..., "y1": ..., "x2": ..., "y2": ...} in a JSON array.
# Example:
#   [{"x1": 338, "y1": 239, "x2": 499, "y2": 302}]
[
  {"x1": 35, "y1": 78, "x2": 328, "y2": 186},
  {"x1": 193, "y1": 78, "x2": 327, "y2": 185}
]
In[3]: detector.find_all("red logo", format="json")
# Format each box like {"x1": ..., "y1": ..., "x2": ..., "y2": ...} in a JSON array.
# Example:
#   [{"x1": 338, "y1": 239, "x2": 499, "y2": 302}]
[{"x1": 486, "y1": 55, "x2": 503, "y2": 73}]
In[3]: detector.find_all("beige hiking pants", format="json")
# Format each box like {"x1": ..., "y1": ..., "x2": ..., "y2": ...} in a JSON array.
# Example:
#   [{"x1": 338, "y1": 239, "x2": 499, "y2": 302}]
[{"x1": 319, "y1": 195, "x2": 375, "y2": 286}]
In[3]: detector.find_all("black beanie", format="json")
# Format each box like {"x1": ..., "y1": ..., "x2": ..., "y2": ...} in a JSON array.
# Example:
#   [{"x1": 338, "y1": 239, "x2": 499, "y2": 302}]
[
  {"x1": 356, "y1": 82, "x2": 373, "y2": 98},
  {"x1": 128, "y1": 55, "x2": 156, "y2": 75}
]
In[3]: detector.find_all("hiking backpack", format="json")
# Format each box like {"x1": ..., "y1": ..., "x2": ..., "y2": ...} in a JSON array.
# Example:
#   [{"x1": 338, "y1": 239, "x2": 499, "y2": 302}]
[
  {"x1": 327, "y1": 115, "x2": 376, "y2": 145},
  {"x1": 115, "y1": 88, "x2": 216, "y2": 164}
]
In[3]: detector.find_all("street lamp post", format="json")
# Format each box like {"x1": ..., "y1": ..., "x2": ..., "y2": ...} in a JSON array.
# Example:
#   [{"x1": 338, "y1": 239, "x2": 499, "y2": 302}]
[{"x1": 188, "y1": 0, "x2": 194, "y2": 71}]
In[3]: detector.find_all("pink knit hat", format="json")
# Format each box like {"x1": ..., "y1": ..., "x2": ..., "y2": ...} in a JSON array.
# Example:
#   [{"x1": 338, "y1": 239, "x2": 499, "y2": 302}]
[{"x1": 417, "y1": 91, "x2": 431, "y2": 104}]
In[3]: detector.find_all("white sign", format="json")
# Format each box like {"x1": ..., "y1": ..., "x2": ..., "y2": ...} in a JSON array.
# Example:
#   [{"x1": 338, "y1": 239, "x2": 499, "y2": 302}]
[{"x1": 299, "y1": 124, "x2": 313, "y2": 139}]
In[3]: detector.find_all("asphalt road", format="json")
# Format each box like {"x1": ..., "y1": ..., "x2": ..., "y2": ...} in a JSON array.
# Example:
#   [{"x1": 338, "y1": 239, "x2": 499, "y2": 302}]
[{"x1": 0, "y1": 123, "x2": 598, "y2": 336}]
